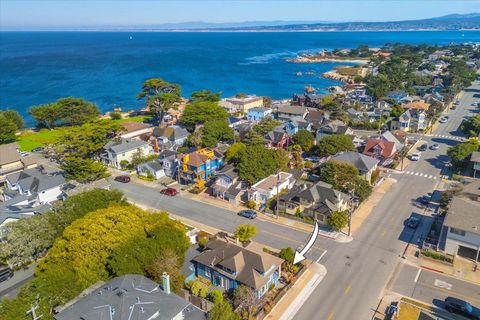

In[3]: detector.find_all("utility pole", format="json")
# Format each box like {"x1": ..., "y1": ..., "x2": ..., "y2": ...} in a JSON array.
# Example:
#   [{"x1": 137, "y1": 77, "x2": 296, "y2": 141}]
[
  {"x1": 275, "y1": 170, "x2": 280, "y2": 220},
  {"x1": 26, "y1": 303, "x2": 42, "y2": 320}
]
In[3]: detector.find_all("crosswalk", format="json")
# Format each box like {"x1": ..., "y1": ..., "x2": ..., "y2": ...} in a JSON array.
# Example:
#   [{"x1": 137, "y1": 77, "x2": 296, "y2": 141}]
[
  {"x1": 403, "y1": 171, "x2": 437, "y2": 180},
  {"x1": 423, "y1": 134, "x2": 466, "y2": 141}
]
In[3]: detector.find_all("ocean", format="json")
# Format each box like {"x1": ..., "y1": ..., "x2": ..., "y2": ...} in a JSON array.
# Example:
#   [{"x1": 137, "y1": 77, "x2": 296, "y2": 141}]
[{"x1": 1, "y1": 31, "x2": 479, "y2": 125}]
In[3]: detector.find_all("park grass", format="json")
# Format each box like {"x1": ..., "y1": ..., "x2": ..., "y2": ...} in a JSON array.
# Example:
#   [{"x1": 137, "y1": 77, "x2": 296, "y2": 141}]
[
  {"x1": 17, "y1": 115, "x2": 152, "y2": 151},
  {"x1": 334, "y1": 66, "x2": 362, "y2": 76}
]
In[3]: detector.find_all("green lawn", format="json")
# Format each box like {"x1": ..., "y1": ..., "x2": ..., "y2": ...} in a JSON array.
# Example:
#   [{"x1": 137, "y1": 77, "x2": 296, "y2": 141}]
[{"x1": 17, "y1": 115, "x2": 153, "y2": 151}]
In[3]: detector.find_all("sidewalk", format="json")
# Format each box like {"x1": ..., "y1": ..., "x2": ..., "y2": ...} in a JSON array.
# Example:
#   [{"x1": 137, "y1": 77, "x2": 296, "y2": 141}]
[{"x1": 266, "y1": 263, "x2": 327, "y2": 320}]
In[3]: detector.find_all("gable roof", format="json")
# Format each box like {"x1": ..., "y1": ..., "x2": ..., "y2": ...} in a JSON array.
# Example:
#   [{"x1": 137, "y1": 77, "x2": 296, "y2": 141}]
[
  {"x1": 444, "y1": 197, "x2": 480, "y2": 235},
  {"x1": 276, "y1": 104, "x2": 308, "y2": 116},
  {"x1": 105, "y1": 138, "x2": 149, "y2": 154},
  {"x1": 331, "y1": 152, "x2": 379, "y2": 173},
  {"x1": 122, "y1": 121, "x2": 152, "y2": 133},
  {"x1": 0, "y1": 142, "x2": 20, "y2": 166},
  {"x1": 192, "y1": 237, "x2": 283, "y2": 290},
  {"x1": 153, "y1": 125, "x2": 189, "y2": 140},
  {"x1": 363, "y1": 138, "x2": 396, "y2": 158},
  {"x1": 54, "y1": 275, "x2": 205, "y2": 320},
  {"x1": 380, "y1": 131, "x2": 404, "y2": 150},
  {"x1": 217, "y1": 164, "x2": 238, "y2": 181},
  {"x1": 7, "y1": 167, "x2": 65, "y2": 193},
  {"x1": 282, "y1": 181, "x2": 350, "y2": 205}
]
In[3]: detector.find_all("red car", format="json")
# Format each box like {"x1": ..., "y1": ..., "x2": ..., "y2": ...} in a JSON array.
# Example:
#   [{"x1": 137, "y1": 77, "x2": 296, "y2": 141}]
[
  {"x1": 160, "y1": 187, "x2": 178, "y2": 196},
  {"x1": 114, "y1": 175, "x2": 131, "y2": 183}
]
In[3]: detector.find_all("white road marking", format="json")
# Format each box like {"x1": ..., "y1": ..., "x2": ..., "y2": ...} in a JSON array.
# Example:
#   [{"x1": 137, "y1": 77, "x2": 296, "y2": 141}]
[
  {"x1": 433, "y1": 177, "x2": 437, "y2": 180},
  {"x1": 415, "y1": 172, "x2": 419, "y2": 176},
  {"x1": 414, "y1": 268, "x2": 422, "y2": 283},
  {"x1": 316, "y1": 250, "x2": 328, "y2": 263},
  {"x1": 434, "y1": 279, "x2": 452, "y2": 290}
]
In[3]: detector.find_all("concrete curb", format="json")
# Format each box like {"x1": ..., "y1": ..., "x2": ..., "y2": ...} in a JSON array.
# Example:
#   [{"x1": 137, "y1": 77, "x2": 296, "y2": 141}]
[{"x1": 421, "y1": 265, "x2": 444, "y2": 274}]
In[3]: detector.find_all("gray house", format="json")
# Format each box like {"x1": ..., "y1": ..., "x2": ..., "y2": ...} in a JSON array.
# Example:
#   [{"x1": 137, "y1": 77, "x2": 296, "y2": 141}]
[
  {"x1": 54, "y1": 274, "x2": 206, "y2": 320},
  {"x1": 211, "y1": 165, "x2": 246, "y2": 205},
  {"x1": 102, "y1": 138, "x2": 153, "y2": 168},
  {"x1": 137, "y1": 160, "x2": 164, "y2": 179},
  {"x1": 330, "y1": 152, "x2": 379, "y2": 183},
  {"x1": 152, "y1": 125, "x2": 189, "y2": 150},
  {"x1": 158, "y1": 150, "x2": 179, "y2": 178}
]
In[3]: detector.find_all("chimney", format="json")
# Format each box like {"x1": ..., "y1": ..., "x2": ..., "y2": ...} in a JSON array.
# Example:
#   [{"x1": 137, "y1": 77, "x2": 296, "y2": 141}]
[{"x1": 162, "y1": 272, "x2": 171, "y2": 294}]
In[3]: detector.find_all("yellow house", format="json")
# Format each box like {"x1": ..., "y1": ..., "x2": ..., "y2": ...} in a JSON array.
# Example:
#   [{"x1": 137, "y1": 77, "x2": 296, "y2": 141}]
[{"x1": 220, "y1": 95, "x2": 264, "y2": 114}]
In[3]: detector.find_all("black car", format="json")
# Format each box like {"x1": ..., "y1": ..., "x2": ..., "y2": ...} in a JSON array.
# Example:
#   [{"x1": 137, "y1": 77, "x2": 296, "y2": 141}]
[
  {"x1": 444, "y1": 297, "x2": 480, "y2": 319},
  {"x1": 238, "y1": 210, "x2": 257, "y2": 219},
  {"x1": 0, "y1": 265, "x2": 13, "y2": 283},
  {"x1": 419, "y1": 143, "x2": 428, "y2": 151},
  {"x1": 114, "y1": 175, "x2": 131, "y2": 183},
  {"x1": 406, "y1": 217, "x2": 420, "y2": 229}
]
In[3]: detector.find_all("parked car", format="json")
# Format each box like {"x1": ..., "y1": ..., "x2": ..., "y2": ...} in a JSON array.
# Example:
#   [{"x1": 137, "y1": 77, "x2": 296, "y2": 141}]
[
  {"x1": 419, "y1": 144, "x2": 428, "y2": 151},
  {"x1": 410, "y1": 153, "x2": 421, "y2": 161},
  {"x1": 238, "y1": 210, "x2": 257, "y2": 219},
  {"x1": 32, "y1": 147, "x2": 45, "y2": 153},
  {"x1": 160, "y1": 187, "x2": 178, "y2": 196},
  {"x1": 19, "y1": 151, "x2": 30, "y2": 157},
  {"x1": 0, "y1": 265, "x2": 13, "y2": 283},
  {"x1": 444, "y1": 297, "x2": 480, "y2": 320},
  {"x1": 430, "y1": 144, "x2": 440, "y2": 150},
  {"x1": 406, "y1": 217, "x2": 420, "y2": 229},
  {"x1": 419, "y1": 195, "x2": 430, "y2": 205},
  {"x1": 114, "y1": 175, "x2": 131, "y2": 183},
  {"x1": 439, "y1": 117, "x2": 448, "y2": 123}
]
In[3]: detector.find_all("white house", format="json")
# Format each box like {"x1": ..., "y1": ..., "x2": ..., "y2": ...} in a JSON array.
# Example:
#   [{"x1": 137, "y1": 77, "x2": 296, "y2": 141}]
[
  {"x1": 248, "y1": 172, "x2": 295, "y2": 206},
  {"x1": 102, "y1": 138, "x2": 153, "y2": 168}
]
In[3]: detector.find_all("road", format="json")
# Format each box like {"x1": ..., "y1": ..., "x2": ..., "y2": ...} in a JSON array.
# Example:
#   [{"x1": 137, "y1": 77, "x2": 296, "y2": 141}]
[
  {"x1": 391, "y1": 263, "x2": 480, "y2": 309},
  {"x1": 0, "y1": 264, "x2": 36, "y2": 300},
  {"x1": 110, "y1": 81, "x2": 480, "y2": 320},
  {"x1": 293, "y1": 81, "x2": 480, "y2": 320}
]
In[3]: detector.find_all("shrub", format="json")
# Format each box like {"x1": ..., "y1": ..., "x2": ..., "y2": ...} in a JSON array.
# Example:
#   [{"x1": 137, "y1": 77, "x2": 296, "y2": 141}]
[
  {"x1": 208, "y1": 290, "x2": 224, "y2": 304},
  {"x1": 421, "y1": 250, "x2": 453, "y2": 263},
  {"x1": 120, "y1": 160, "x2": 129, "y2": 169},
  {"x1": 109, "y1": 111, "x2": 122, "y2": 120},
  {"x1": 190, "y1": 277, "x2": 212, "y2": 298},
  {"x1": 245, "y1": 200, "x2": 256, "y2": 209},
  {"x1": 279, "y1": 247, "x2": 295, "y2": 264}
]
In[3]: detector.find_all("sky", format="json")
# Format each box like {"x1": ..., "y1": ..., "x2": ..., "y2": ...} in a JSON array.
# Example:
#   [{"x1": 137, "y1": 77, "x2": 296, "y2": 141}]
[{"x1": 0, "y1": 0, "x2": 479, "y2": 28}]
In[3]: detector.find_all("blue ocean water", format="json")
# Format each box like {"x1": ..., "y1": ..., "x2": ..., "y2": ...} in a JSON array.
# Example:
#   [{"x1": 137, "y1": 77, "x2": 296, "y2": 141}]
[{"x1": 1, "y1": 31, "x2": 479, "y2": 125}]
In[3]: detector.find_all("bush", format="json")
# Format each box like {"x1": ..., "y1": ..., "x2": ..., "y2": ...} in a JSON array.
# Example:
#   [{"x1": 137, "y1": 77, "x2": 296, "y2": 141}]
[
  {"x1": 245, "y1": 200, "x2": 256, "y2": 209},
  {"x1": 326, "y1": 210, "x2": 349, "y2": 231},
  {"x1": 120, "y1": 160, "x2": 129, "y2": 169},
  {"x1": 421, "y1": 250, "x2": 453, "y2": 263},
  {"x1": 197, "y1": 231, "x2": 209, "y2": 248},
  {"x1": 138, "y1": 174, "x2": 155, "y2": 181},
  {"x1": 109, "y1": 111, "x2": 122, "y2": 120},
  {"x1": 279, "y1": 247, "x2": 295, "y2": 264},
  {"x1": 190, "y1": 277, "x2": 212, "y2": 298},
  {"x1": 208, "y1": 290, "x2": 224, "y2": 304}
]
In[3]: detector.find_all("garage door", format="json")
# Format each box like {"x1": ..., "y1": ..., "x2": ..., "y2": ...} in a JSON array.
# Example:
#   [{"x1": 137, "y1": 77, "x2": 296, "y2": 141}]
[{"x1": 458, "y1": 245, "x2": 479, "y2": 261}]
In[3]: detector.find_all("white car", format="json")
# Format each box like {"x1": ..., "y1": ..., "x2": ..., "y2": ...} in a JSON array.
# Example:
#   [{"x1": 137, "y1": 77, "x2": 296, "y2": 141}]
[
  {"x1": 439, "y1": 117, "x2": 448, "y2": 123},
  {"x1": 410, "y1": 153, "x2": 421, "y2": 161}
]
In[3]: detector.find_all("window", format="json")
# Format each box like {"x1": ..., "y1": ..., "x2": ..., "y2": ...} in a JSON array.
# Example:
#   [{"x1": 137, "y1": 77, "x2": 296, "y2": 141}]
[
  {"x1": 450, "y1": 227, "x2": 466, "y2": 236},
  {"x1": 205, "y1": 267, "x2": 211, "y2": 277}
]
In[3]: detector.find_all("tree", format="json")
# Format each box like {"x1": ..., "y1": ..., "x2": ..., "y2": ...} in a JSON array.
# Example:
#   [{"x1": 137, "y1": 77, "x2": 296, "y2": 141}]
[
  {"x1": 236, "y1": 145, "x2": 287, "y2": 184},
  {"x1": 208, "y1": 301, "x2": 240, "y2": 320},
  {"x1": 208, "y1": 290, "x2": 224, "y2": 304},
  {"x1": 461, "y1": 115, "x2": 480, "y2": 137},
  {"x1": 234, "y1": 224, "x2": 257, "y2": 243},
  {"x1": 29, "y1": 97, "x2": 99, "y2": 128},
  {"x1": 109, "y1": 111, "x2": 122, "y2": 120},
  {"x1": 314, "y1": 135, "x2": 355, "y2": 157},
  {"x1": 262, "y1": 96, "x2": 272, "y2": 107},
  {"x1": 390, "y1": 105, "x2": 405, "y2": 118},
  {"x1": 225, "y1": 142, "x2": 247, "y2": 164},
  {"x1": 0, "y1": 189, "x2": 126, "y2": 268},
  {"x1": 320, "y1": 161, "x2": 372, "y2": 201},
  {"x1": 189, "y1": 278, "x2": 211, "y2": 298},
  {"x1": 1, "y1": 110, "x2": 24, "y2": 129},
  {"x1": 293, "y1": 130, "x2": 314, "y2": 151},
  {"x1": 447, "y1": 139, "x2": 480, "y2": 165},
  {"x1": 279, "y1": 247, "x2": 295, "y2": 264},
  {"x1": 146, "y1": 249, "x2": 185, "y2": 294},
  {"x1": 252, "y1": 118, "x2": 281, "y2": 135},
  {"x1": 233, "y1": 285, "x2": 258, "y2": 318},
  {"x1": 327, "y1": 210, "x2": 349, "y2": 231},
  {"x1": 0, "y1": 113, "x2": 18, "y2": 144},
  {"x1": 191, "y1": 90, "x2": 221, "y2": 103},
  {"x1": 398, "y1": 146, "x2": 409, "y2": 171},
  {"x1": 243, "y1": 131, "x2": 265, "y2": 146},
  {"x1": 181, "y1": 101, "x2": 229, "y2": 129},
  {"x1": 137, "y1": 78, "x2": 181, "y2": 124},
  {"x1": 202, "y1": 119, "x2": 234, "y2": 147}
]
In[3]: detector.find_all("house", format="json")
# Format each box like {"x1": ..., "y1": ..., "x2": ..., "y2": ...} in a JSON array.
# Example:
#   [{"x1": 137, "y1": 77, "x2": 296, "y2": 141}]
[
  {"x1": 363, "y1": 138, "x2": 397, "y2": 160},
  {"x1": 102, "y1": 138, "x2": 154, "y2": 168},
  {"x1": 137, "y1": 160, "x2": 165, "y2": 179},
  {"x1": 247, "y1": 172, "x2": 295, "y2": 206},
  {"x1": 330, "y1": 152, "x2": 379, "y2": 182},
  {"x1": 211, "y1": 165, "x2": 246, "y2": 205},
  {"x1": 192, "y1": 234, "x2": 283, "y2": 298},
  {"x1": 412, "y1": 85, "x2": 433, "y2": 96},
  {"x1": 220, "y1": 95, "x2": 264, "y2": 114},
  {"x1": 316, "y1": 120, "x2": 353, "y2": 142},
  {"x1": 158, "y1": 150, "x2": 180, "y2": 178},
  {"x1": 423, "y1": 92, "x2": 445, "y2": 105},
  {"x1": 0, "y1": 142, "x2": 38, "y2": 182},
  {"x1": 392, "y1": 109, "x2": 428, "y2": 132},
  {"x1": 264, "y1": 127, "x2": 290, "y2": 149},
  {"x1": 278, "y1": 181, "x2": 351, "y2": 225},
  {"x1": 54, "y1": 274, "x2": 206, "y2": 320},
  {"x1": 120, "y1": 121, "x2": 153, "y2": 139},
  {"x1": 304, "y1": 109, "x2": 329, "y2": 130},
  {"x1": 151, "y1": 125, "x2": 189, "y2": 150},
  {"x1": 227, "y1": 116, "x2": 245, "y2": 128},
  {"x1": 179, "y1": 148, "x2": 224, "y2": 185},
  {"x1": 276, "y1": 104, "x2": 308, "y2": 122},
  {"x1": 247, "y1": 107, "x2": 273, "y2": 122},
  {"x1": 471, "y1": 152, "x2": 480, "y2": 178},
  {"x1": 387, "y1": 91, "x2": 408, "y2": 103},
  {"x1": 234, "y1": 122, "x2": 255, "y2": 140},
  {"x1": 375, "y1": 131, "x2": 404, "y2": 151},
  {"x1": 284, "y1": 117, "x2": 312, "y2": 135},
  {"x1": 441, "y1": 180, "x2": 480, "y2": 261},
  {"x1": 403, "y1": 101, "x2": 430, "y2": 111},
  {"x1": 5, "y1": 166, "x2": 66, "y2": 205},
  {"x1": 0, "y1": 200, "x2": 52, "y2": 227}
]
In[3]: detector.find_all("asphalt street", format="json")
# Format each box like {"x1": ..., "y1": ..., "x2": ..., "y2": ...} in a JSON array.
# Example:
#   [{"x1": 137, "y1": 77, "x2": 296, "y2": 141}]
[
  {"x1": 391, "y1": 263, "x2": 480, "y2": 308},
  {"x1": 292, "y1": 81, "x2": 480, "y2": 320}
]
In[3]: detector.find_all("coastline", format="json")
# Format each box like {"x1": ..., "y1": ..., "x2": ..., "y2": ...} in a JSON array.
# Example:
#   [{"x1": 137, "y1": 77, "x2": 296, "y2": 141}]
[{"x1": 286, "y1": 56, "x2": 369, "y2": 64}]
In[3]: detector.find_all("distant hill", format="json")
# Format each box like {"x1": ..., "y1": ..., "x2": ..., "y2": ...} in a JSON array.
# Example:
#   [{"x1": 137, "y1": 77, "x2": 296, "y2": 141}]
[{"x1": 196, "y1": 13, "x2": 480, "y2": 32}]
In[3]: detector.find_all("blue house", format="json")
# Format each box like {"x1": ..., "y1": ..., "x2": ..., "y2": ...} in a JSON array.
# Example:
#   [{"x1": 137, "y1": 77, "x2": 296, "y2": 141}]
[
  {"x1": 247, "y1": 107, "x2": 273, "y2": 122},
  {"x1": 179, "y1": 148, "x2": 224, "y2": 185},
  {"x1": 192, "y1": 235, "x2": 284, "y2": 298}
]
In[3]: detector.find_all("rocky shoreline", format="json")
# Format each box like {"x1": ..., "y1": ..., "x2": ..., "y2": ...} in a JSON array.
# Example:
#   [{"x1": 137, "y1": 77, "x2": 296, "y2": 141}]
[{"x1": 286, "y1": 55, "x2": 369, "y2": 64}]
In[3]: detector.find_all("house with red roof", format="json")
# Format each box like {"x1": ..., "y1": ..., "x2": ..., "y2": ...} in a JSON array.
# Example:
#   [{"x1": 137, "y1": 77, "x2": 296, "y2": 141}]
[{"x1": 363, "y1": 138, "x2": 397, "y2": 160}]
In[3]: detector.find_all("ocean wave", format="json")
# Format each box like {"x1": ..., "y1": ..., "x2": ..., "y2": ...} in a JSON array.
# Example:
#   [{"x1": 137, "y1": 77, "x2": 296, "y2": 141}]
[{"x1": 239, "y1": 51, "x2": 295, "y2": 65}]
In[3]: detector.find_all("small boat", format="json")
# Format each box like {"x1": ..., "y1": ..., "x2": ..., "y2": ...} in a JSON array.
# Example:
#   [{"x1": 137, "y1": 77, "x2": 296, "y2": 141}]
[
  {"x1": 295, "y1": 71, "x2": 303, "y2": 76},
  {"x1": 129, "y1": 35, "x2": 133, "y2": 40}
]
